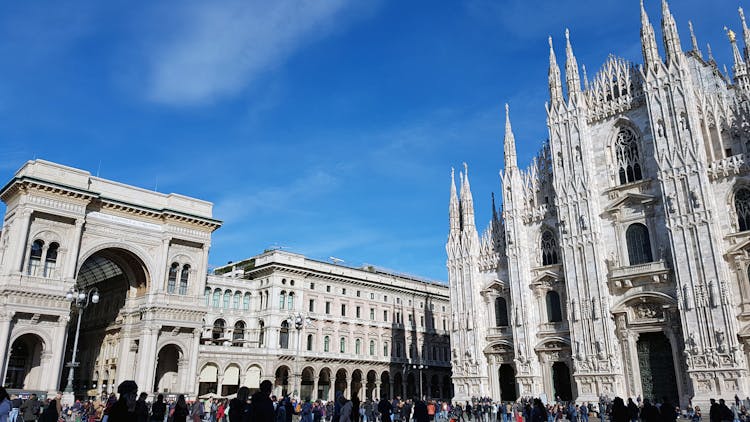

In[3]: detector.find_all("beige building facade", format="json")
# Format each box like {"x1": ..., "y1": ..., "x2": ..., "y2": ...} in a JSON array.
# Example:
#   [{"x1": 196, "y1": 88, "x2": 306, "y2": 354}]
[{"x1": 0, "y1": 159, "x2": 452, "y2": 401}]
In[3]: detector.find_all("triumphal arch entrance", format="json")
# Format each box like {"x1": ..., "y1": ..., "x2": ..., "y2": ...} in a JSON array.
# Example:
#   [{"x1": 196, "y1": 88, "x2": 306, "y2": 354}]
[{"x1": 0, "y1": 160, "x2": 220, "y2": 399}]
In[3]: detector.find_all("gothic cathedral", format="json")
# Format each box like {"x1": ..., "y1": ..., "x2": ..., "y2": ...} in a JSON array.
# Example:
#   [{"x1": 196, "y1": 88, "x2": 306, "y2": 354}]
[{"x1": 448, "y1": 1, "x2": 750, "y2": 407}]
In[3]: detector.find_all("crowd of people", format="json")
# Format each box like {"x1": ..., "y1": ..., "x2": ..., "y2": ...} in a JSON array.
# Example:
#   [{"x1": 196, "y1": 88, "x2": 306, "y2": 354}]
[{"x1": 1, "y1": 383, "x2": 750, "y2": 422}]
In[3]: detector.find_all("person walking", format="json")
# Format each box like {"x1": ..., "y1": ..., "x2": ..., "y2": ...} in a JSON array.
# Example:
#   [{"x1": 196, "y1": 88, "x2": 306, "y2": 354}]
[
  {"x1": 135, "y1": 393, "x2": 149, "y2": 422},
  {"x1": 249, "y1": 381, "x2": 274, "y2": 421},
  {"x1": 171, "y1": 395, "x2": 190, "y2": 422},
  {"x1": 150, "y1": 394, "x2": 166, "y2": 422},
  {"x1": 107, "y1": 381, "x2": 139, "y2": 422},
  {"x1": 377, "y1": 397, "x2": 391, "y2": 422},
  {"x1": 9, "y1": 395, "x2": 20, "y2": 422},
  {"x1": 0, "y1": 388, "x2": 11, "y2": 422},
  {"x1": 190, "y1": 399, "x2": 204, "y2": 422}
]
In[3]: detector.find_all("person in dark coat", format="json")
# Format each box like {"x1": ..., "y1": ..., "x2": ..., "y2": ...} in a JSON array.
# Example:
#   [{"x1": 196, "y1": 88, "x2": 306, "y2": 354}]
[
  {"x1": 228, "y1": 386, "x2": 251, "y2": 422},
  {"x1": 661, "y1": 398, "x2": 677, "y2": 422},
  {"x1": 150, "y1": 394, "x2": 167, "y2": 422},
  {"x1": 609, "y1": 397, "x2": 629, "y2": 422},
  {"x1": 108, "y1": 381, "x2": 139, "y2": 422},
  {"x1": 249, "y1": 381, "x2": 275, "y2": 422},
  {"x1": 377, "y1": 397, "x2": 391, "y2": 422},
  {"x1": 172, "y1": 395, "x2": 190, "y2": 422},
  {"x1": 135, "y1": 392, "x2": 149, "y2": 422},
  {"x1": 413, "y1": 399, "x2": 429, "y2": 422},
  {"x1": 39, "y1": 399, "x2": 58, "y2": 422},
  {"x1": 640, "y1": 399, "x2": 660, "y2": 422}
]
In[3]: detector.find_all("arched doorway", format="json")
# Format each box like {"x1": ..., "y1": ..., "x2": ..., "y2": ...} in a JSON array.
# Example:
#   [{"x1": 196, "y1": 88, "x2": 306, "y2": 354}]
[
  {"x1": 222, "y1": 365, "x2": 241, "y2": 396},
  {"x1": 198, "y1": 364, "x2": 218, "y2": 396},
  {"x1": 430, "y1": 375, "x2": 440, "y2": 399},
  {"x1": 637, "y1": 332, "x2": 678, "y2": 403},
  {"x1": 334, "y1": 369, "x2": 348, "y2": 397},
  {"x1": 275, "y1": 366, "x2": 290, "y2": 397},
  {"x1": 380, "y1": 371, "x2": 390, "y2": 399},
  {"x1": 551, "y1": 362, "x2": 572, "y2": 401},
  {"x1": 366, "y1": 370, "x2": 377, "y2": 400},
  {"x1": 154, "y1": 344, "x2": 182, "y2": 393},
  {"x1": 442, "y1": 375, "x2": 452, "y2": 400},
  {"x1": 245, "y1": 366, "x2": 262, "y2": 393},
  {"x1": 318, "y1": 368, "x2": 331, "y2": 400},
  {"x1": 301, "y1": 367, "x2": 315, "y2": 401},
  {"x1": 4, "y1": 334, "x2": 44, "y2": 389},
  {"x1": 63, "y1": 247, "x2": 149, "y2": 395},
  {"x1": 406, "y1": 372, "x2": 416, "y2": 399},
  {"x1": 499, "y1": 364, "x2": 517, "y2": 401},
  {"x1": 393, "y1": 372, "x2": 403, "y2": 398},
  {"x1": 350, "y1": 369, "x2": 363, "y2": 401}
]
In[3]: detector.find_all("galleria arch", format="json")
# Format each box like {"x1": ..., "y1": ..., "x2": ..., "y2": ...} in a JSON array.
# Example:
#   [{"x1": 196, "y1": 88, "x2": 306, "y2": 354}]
[{"x1": 0, "y1": 160, "x2": 220, "y2": 398}]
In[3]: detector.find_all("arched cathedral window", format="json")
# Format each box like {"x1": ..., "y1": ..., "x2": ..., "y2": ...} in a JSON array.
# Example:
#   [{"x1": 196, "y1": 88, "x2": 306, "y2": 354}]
[
  {"x1": 626, "y1": 223, "x2": 653, "y2": 265},
  {"x1": 494, "y1": 297, "x2": 509, "y2": 327},
  {"x1": 615, "y1": 127, "x2": 642, "y2": 185},
  {"x1": 541, "y1": 230, "x2": 559, "y2": 266},
  {"x1": 735, "y1": 188, "x2": 750, "y2": 231}
]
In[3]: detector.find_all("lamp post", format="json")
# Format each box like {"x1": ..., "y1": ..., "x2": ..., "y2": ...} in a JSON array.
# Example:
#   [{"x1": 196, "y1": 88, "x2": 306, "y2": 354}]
[
  {"x1": 64, "y1": 287, "x2": 100, "y2": 396},
  {"x1": 290, "y1": 313, "x2": 312, "y2": 398},
  {"x1": 412, "y1": 364, "x2": 426, "y2": 399}
]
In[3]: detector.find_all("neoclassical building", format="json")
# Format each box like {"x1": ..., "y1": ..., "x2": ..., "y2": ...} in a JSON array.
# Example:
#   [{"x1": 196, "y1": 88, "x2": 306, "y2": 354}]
[
  {"x1": 0, "y1": 159, "x2": 452, "y2": 401},
  {"x1": 448, "y1": 1, "x2": 750, "y2": 407}
]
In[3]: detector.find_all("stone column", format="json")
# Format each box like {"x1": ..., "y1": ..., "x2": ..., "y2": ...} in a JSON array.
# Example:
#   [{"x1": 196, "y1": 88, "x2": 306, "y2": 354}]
[
  {"x1": 65, "y1": 219, "x2": 85, "y2": 281},
  {"x1": 48, "y1": 315, "x2": 70, "y2": 394},
  {"x1": 0, "y1": 311, "x2": 15, "y2": 377},
  {"x1": 187, "y1": 330, "x2": 201, "y2": 396},
  {"x1": 313, "y1": 378, "x2": 319, "y2": 400},
  {"x1": 374, "y1": 382, "x2": 380, "y2": 400},
  {"x1": 135, "y1": 325, "x2": 160, "y2": 394},
  {"x1": 14, "y1": 209, "x2": 33, "y2": 274}
]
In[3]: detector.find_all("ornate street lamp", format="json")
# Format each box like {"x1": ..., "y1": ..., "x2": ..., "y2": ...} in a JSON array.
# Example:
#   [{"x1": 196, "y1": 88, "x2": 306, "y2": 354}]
[
  {"x1": 290, "y1": 313, "x2": 313, "y2": 398},
  {"x1": 412, "y1": 364, "x2": 426, "y2": 399},
  {"x1": 64, "y1": 287, "x2": 100, "y2": 395}
]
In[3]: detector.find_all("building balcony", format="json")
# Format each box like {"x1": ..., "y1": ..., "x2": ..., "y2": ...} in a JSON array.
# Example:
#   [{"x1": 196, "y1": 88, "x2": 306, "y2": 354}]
[
  {"x1": 487, "y1": 326, "x2": 513, "y2": 338},
  {"x1": 608, "y1": 260, "x2": 669, "y2": 291}
]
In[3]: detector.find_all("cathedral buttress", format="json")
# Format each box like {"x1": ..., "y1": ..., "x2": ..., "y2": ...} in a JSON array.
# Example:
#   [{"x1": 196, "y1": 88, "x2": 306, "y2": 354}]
[
  {"x1": 447, "y1": 165, "x2": 490, "y2": 401},
  {"x1": 547, "y1": 29, "x2": 625, "y2": 399}
]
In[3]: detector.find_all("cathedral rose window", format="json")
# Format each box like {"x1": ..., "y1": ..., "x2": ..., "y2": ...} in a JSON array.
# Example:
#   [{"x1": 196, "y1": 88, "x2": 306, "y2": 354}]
[{"x1": 615, "y1": 127, "x2": 642, "y2": 185}]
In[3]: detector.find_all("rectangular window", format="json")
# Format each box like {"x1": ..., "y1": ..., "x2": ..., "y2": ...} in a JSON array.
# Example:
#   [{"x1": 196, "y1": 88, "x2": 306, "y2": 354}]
[
  {"x1": 310, "y1": 283, "x2": 315, "y2": 290},
  {"x1": 384, "y1": 310, "x2": 388, "y2": 322},
  {"x1": 341, "y1": 304, "x2": 346, "y2": 316},
  {"x1": 442, "y1": 318, "x2": 447, "y2": 331},
  {"x1": 356, "y1": 290, "x2": 361, "y2": 297},
  {"x1": 726, "y1": 148, "x2": 734, "y2": 157},
  {"x1": 396, "y1": 297, "x2": 400, "y2": 304},
  {"x1": 326, "y1": 285, "x2": 331, "y2": 293},
  {"x1": 420, "y1": 316, "x2": 424, "y2": 327},
  {"x1": 342, "y1": 288, "x2": 347, "y2": 295},
  {"x1": 309, "y1": 299, "x2": 315, "y2": 312},
  {"x1": 325, "y1": 302, "x2": 331, "y2": 314},
  {"x1": 370, "y1": 293, "x2": 375, "y2": 300},
  {"x1": 370, "y1": 308, "x2": 375, "y2": 320},
  {"x1": 384, "y1": 295, "x2": 388, "y2": 302},
  {"x1": 356, "y1": 306, "x2": 361, "y2": 318}
]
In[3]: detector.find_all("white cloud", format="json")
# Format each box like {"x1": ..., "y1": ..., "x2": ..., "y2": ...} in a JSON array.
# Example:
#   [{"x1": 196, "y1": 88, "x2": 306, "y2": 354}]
[{"x1": 145, "y1": 0, "x2": 368, "y2": 105}]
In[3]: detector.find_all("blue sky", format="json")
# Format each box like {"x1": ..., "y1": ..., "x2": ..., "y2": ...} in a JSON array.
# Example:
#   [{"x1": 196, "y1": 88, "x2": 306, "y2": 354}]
[{"x1": 0, "y1": 1, "x2": 743, "y2": 281}]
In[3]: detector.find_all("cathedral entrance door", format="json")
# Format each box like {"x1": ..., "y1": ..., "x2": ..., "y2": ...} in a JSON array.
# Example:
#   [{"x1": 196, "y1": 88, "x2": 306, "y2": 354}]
[
  {"x1": 551, "y1": 362, "x2": 572, "y2": 401},
  {"x1": 499, "y1": 364, "x2": 517, "y2": 401},
  {"x1": 636, "y1": 332, "x2": 678, "y2": 403}
]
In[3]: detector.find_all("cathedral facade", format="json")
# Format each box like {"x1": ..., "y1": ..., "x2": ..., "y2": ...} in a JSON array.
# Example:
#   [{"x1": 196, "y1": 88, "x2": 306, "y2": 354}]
[{"x1": 448, "y1": 1, "x2": 750, "y2": 407}]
